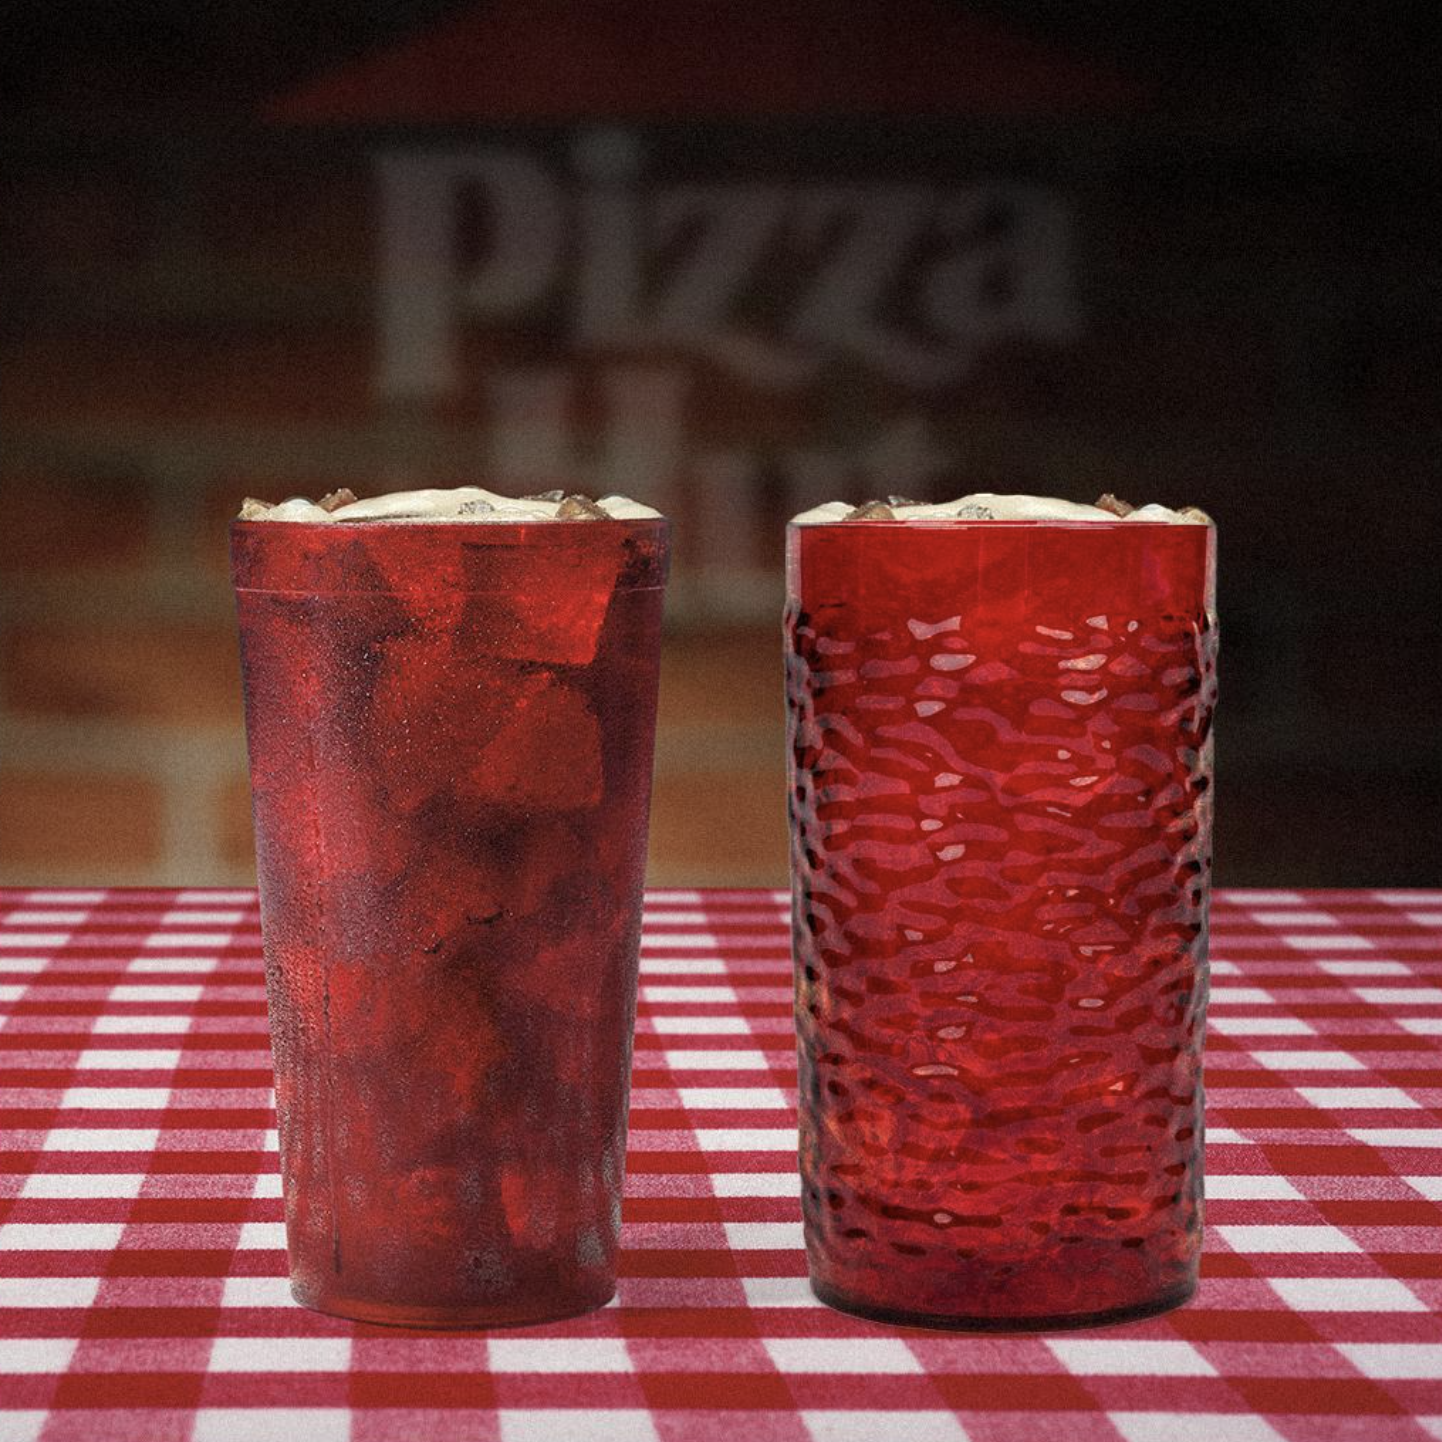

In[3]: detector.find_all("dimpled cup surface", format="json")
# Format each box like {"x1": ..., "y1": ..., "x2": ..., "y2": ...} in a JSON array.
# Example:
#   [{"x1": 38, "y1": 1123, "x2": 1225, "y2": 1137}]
[
  {"x1": 232, "y1": 519, "x2": 668, "y2": 1327},
  {"x1": 785, "y1": 521, "x2": 1216, "y2": 1329}
]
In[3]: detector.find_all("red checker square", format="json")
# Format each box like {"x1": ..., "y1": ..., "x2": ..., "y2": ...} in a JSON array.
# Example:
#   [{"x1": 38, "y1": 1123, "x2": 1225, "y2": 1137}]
[
  {"x1": 617, "y1": 1250, "x2": 739, "y2": 1279},
  {"x1": 783, "y1": 1376, "x2": 954, "y2": 1409},
  {"x1": 1232, "y1": 1375, "x2": 1407, "y2": 1415},
  {"x1": 347, "y1": 1371, "x2": 497, "y2": 1409},
  {"x1": 1168, "y1": 1309, "x2": 1322, "y2": 1344},
  {"x1": 931, "y1": 1373, "x2": 1098, "y2": 1411},
  {"x1": 79, "y1": 1305, "x2": 220, "y2": 1340},
  {"x1": 1200, "y1": 1253, "x2": 1261, "y2": 1278},
  {"x1": 1071, "y1": 1377, "x2": 1242, "y2": 1411},
  {"x1": 640, "y1": 1372, "x2": 798, "y2": 1410},
  {"x1": 1374, "y1": 1252, "x2": 1442, "y2": 1279},
  {"x1": 199, "y1": 1374, "x2": 354, "y2": 1406},
  {"x1": 51, "y1": 1371, "x2": 206, "y2": 1410},
  {"x1": 491, "y1": 1375, "x2": 649, "y2": 1408}
]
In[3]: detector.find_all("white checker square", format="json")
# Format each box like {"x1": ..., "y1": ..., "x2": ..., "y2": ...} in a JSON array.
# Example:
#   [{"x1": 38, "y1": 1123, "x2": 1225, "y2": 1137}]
[
  {"x1": 1405, "y1": 1176, "x2": 1442, "y2": 1199},
  {"x1": 160, "y1": 909, "x2": 246, "y2": 925},
  {"x1": 712, "y1": 1171, "x2": 801, "y2": 1197},
  {"x1": 1217, "y1": 1224, "x2": 1362, "y2": 1253},
  {"x1": 500, "y1": 1411, "x2": 659, "y2": 1442},
  {"x1": 1205, "y1": 1128, "x2": 1254, "y2": 1144},
  {"x1": 1405, "y1": 912, "x2": 1442, "y2": 927},
  {"x1": 60, "y1": 1086, "x2": 173, "y2": 1109},
  {"x1": 0, "y1": 1339, "x2": 78, "y2": 1373},
  {"x1": 141, "y1": 931, "x2": 234, "y2": 948},
  {"x1": 73, "y1": 1048, "x2": 182, "y2": 1069},
  {"x1": 742, "y1": 1276, "x2": 823, "y2": 1308},
  {"x1": 21, "y1": 1172, "x2": 146, "y2": 1199},
  {"x1": 221, "y1": 1276, "x2": 296, "y2": 1307},
  {"x1": 663, "y1": 1050, "x2": 772, "y2": 1070},
  {"x1": 1319, "y1": 960, "x2": 1411, "y2": 976},
  {"x1": 1209, "y1": 1016, "x2": 1315, "y2": 1035},
  {"x1": 1111, "y1": 1416, "x2": 1284, "y2": 1442},
  {"x1": 1047, "y1": 1338, "x2": 1215, "y2": 1376},
  {"x1": 677, "y1": 1086, "x2": 789, "y2": 1109},
  {"x1": 0, "y1": 1276, "x2": 99, "y2": 1307},
  {"x1": 695, "y1": 1128, "x2": 798, "y2": 1151},
  {"x1": 1282, "y1": 933, "x2": 1372, "y2": 950},
  {"x1": 1234, "y1": 890, "x2": 1303, "y2": 904},
  {"x1": 1351, "y1": 1129, "x2": 1442, "y2": 1147},
  {"x1": 1337, "y1": 1343, "x2": 1442, "y2": 1379},
  {"x1": 1400, "y1": 1019, "x2": 1442, "y2": 1035},
  {"x1": 642, "y1": 985, "x2": 739, "y2": 1003},
  {"x1": 639, "y1": 958, "x2": 727, "y2": 975},
  {"x1": 107, "y1": 984, "x2": 203, "y2": 1002},
  {"x1": 0, "y1": 1413, "x2": 45, "y2": 1442},
  {"x1": 649, "y1": 1016, "x2": 752, "y2": 1035},
  {"x1": 0, "y1": 1221, "x2": 125, "y2": 1250},
  {"x1": 92, "y1": 1015, "x2": 192, "y2": 1034},
  {"x1": 1270, "y1": 1277, "x2": 1425, "y2": 1312},
  {"x1": 252, "y1": 1172, "x2": 284, "y2": 1198},
  {"x1": 1298, "y1": 1086, "x2": 1421, "y2": 1109},
  {"x1": 208, "y1": 1336, "x2": 350, "y2": 1371},
  {"x1": 764, "y1": 1338, "x2": 923, "y2": 1374},
  {"x1": 1250, "y1": 1050, "x2": 1362, "y2": 1071},
  {"x1": 1356, "y1": 987, "x2": 1442, "y2": 1004},
  {"x1": 193, "y1": 1411, "x2": 349, "y2": 1442},
  {"x1": 1204, "y1": 1174, "x2": 1304, "y2": 1201},
  {"x1": 723, "y1": 1221, "x2": 805, "y2": 1250},
  {"x1": 804, "y1": 1412, "x2": 968, "y2": 1442},
  {"x1": 0, "y1": 933, "x2": 70, "y2": 949},
  {"x1": 128, "y1": 956, "x2": 221, "y2": 974},
  {"x1": 1251, "y1": 910, "x2": 1338, "y2": 926},
  {"x1": 488, "y1": 1338, "x2": 633, "y2": 1373},
  {"x1": 236, "y1": 1221, "x2": 288, "y2": 1249},
  {"x1": 0, "y1": 985, "x2": 28, "y2": 1001},
  {"x1": 2, "y1": 910, "x2": 89, "y2": 926},
  {"x1": 42, "y1": 1128, "x2": 160, "y2": 1152},
  {"x1": 1208, "y1": 988, "x2": 1277, "y2": 1005}
]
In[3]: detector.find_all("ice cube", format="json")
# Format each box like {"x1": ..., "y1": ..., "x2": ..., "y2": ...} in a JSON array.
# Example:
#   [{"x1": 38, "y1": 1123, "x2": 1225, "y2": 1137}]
[{"x1": 458, "y1": 676, "x2": 604, "y2": 812}]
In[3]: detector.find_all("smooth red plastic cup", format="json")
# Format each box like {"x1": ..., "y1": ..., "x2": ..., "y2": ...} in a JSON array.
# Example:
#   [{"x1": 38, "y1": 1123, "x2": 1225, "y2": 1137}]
[
  {"x1": 232, "y1": 517, "x2": 668, "y2": 1327},
  {"x1": 785, "y1": 518, "x2": 1217, "y2": 1329}
]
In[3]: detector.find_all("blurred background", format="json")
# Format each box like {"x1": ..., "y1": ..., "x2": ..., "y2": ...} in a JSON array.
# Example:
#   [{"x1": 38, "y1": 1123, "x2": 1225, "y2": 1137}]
[{"x1": 1, "y1": 0, "x2": 1438, "y2": 889}]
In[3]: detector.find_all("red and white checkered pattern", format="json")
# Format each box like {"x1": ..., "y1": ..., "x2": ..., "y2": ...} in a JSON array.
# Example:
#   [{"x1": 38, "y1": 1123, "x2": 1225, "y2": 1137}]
[{"x1": 2, "y1": 887, "x2": 1440, "y2": 1441}]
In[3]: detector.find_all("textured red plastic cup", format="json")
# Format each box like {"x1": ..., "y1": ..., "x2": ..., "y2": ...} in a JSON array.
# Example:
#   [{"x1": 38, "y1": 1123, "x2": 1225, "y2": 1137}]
[
  {"x1": 785, "y1": 518, "x2": 1217, "y2": 1329},
  {"x1": 231, "y1": 516, "x2": 669, "y2": 1327}
]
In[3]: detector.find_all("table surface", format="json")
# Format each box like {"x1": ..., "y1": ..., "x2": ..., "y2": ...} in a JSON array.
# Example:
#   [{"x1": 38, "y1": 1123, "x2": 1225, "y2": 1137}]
[{"x1": 1, "y1": 887, "x2": 1440, "y2": 1442}]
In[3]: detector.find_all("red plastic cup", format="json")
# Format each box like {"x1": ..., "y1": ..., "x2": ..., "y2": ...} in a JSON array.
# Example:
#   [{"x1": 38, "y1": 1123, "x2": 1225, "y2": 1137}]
[
  {"x1": 785, "y1": 517, "x2": 1217, "y2": 1329},
  {"x1": 231, "y1": 516, "x2": 669, "y2": 1327}
]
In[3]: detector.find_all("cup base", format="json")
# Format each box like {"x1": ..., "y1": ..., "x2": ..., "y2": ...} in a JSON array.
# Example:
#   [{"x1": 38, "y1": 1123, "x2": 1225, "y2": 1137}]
[
  {"x1": 810, "y1": 1276, "x2": 1196, "y2": 1333},
  {"x1": 291, "y1": 1280, "x2": 616, "y2": 1330}
]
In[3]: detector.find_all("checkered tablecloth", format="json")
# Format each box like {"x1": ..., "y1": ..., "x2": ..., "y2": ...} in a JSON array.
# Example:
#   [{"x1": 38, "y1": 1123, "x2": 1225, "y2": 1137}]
[{"x1": 2, "y1": 887, "x2": 1440, "y2": 1441}]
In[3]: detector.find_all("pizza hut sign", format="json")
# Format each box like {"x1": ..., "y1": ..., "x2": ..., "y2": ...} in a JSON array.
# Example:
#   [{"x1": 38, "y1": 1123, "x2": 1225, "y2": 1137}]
[{"x1": 376, "y1": 130, "x2": 1079, "y2": 404}]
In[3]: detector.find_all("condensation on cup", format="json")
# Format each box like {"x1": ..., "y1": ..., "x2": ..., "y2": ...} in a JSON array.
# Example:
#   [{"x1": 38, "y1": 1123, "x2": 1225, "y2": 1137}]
[{"x1": 231, "y1": 485, "x2": 669, "y2": 1327}]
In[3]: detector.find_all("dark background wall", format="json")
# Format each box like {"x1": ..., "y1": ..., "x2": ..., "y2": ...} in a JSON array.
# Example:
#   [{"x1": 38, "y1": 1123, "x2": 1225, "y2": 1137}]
[{"x1": 2, "y1": 1, "x2": 1438, "y2": 887}]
